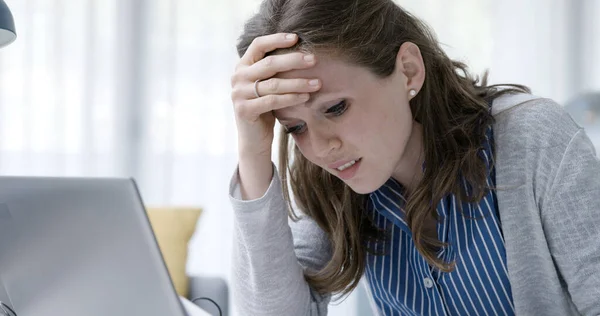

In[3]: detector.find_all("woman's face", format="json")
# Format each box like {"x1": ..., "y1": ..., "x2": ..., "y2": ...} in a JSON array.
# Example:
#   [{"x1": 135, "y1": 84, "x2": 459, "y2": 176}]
[{"x1": 274, "y1": 45, "x2": 425, "y2": 194}]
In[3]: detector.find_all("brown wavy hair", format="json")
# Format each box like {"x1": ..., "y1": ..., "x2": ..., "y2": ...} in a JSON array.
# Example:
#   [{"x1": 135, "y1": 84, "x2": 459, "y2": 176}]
[{"x1": 236, "y1": 0, "x2": 529, "y2": 297}]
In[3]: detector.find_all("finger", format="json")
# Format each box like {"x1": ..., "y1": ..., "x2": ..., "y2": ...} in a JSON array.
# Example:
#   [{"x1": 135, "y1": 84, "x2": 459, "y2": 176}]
[
  {"x1": 237, "y1": 93, "x2": 310, "y2": 120},
  {"x1": 242, "y1": 52, "x2": 316, "y2": 81},
  {"x1": 240, "y1": 33, "x2": 299, "y2": 66},
  {"x1": 254, "y1": 78, "x2": 321, "y2": 98}
]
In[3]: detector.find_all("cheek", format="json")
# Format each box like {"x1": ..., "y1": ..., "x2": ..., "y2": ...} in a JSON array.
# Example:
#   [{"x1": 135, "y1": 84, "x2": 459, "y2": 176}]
[
  {"x1": 291, "y1": 136, "x2": 317, "y2": 164},
  {"x1": 368, "y1": 101, "x2": 413, "y2": 153}
]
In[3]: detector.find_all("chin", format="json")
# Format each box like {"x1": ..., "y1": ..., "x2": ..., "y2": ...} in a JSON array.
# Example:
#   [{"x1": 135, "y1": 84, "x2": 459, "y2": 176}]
[
  {"x1": 343, "y1": 177, "x2": 387, "y2": 195},
  {"x1": 336, "y1": 162, "x2": 390, "y2": 194}
]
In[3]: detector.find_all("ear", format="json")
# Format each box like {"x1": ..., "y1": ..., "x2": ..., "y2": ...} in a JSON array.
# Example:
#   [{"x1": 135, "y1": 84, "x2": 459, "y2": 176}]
[{"x1": 394, "y1": 42, "x2": 425, "y2": 96}]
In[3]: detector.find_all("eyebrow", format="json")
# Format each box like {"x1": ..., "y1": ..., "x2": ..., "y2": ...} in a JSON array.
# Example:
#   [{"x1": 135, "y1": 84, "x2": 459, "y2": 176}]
[{"x1": 275, "y1": 91, "x2": 338, "y2": 121}]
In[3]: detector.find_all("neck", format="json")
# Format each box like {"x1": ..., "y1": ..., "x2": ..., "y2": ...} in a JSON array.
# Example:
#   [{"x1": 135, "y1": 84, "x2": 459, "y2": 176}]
[{"x1": 391, "y1": 121, "x2": 424, "y2": 193}]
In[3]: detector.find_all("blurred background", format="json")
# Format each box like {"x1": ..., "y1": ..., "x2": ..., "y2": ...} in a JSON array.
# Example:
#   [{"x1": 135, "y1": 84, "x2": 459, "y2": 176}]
[{"x1": 0, "y1": 0, "x2": 598, "y2": 315}]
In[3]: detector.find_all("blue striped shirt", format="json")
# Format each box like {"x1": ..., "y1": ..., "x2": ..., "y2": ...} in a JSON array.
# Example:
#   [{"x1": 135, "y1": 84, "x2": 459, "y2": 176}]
[{"x1": 364, "y1": 127, "x2": 515, "y2": 315}]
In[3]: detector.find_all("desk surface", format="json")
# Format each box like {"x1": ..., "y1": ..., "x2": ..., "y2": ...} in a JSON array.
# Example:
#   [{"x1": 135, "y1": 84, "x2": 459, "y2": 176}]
[{"x1": 180, "y1": 297, "x2": 212, "y2": 316}]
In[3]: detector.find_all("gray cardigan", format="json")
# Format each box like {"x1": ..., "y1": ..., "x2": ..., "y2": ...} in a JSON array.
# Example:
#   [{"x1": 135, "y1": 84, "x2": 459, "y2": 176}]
[{"x1": 229, "y1": 94, "x2": 600, "y2": 316}]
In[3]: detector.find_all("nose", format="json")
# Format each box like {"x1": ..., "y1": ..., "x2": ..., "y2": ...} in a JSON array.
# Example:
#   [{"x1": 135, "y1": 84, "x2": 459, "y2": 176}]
[{"x1": 309, "y1": 125, "x2": 340, "y2": 158}]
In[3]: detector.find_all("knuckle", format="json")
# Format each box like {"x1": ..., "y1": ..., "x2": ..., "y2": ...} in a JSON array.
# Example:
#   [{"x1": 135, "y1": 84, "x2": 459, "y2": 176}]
[
  {"x1": 234, "y1": 62, "x2": 243, "y2": 72},
  {"x1": 230, "y1": 71, "x2": 243, "y2": 87},
  {"x1": 230, "y1": 86, "x2": 243, "y2": 99},
  {"x1": 297, "y1": 93, "x2": 309, "y2": 101},
  {"x1": 264, "y1": 94, "x2": 277, "y2": 107},
  {"x1": 262, "y1": 55, "x2": 274, "y2": 67},
  {"x1": 230, "y1": 76, "x2": 237, "y2": 88},
  {"x1": 233, "y1": 63, "x2": 245, "y2": 76},
  {"x1": 234, "y1": 101, "x2": 250, "y2": 118},
  {"x1": 297, "y1": 78, "x2": 308, "y2": 88},
  {"x1": 265, "y1": 78, "x2": 279, "y2": 92}
]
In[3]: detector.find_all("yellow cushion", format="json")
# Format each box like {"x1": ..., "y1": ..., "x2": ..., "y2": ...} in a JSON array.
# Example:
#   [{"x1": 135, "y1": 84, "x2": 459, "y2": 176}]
[{"x1": 146, "y1": 207, "x2": 202, "y2": 298}]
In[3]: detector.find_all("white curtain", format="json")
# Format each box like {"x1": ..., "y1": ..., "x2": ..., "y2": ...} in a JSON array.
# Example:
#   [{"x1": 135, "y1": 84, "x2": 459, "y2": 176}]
[
  {"x1": 400, "y1": 0, "x2": 600, "y2": 104},
  {"x1": 0, "y1": 1, "x2": 254, "y2": 314},
  {"x1": 1, "y1": 1, "x2": 598, "y2": 315}
]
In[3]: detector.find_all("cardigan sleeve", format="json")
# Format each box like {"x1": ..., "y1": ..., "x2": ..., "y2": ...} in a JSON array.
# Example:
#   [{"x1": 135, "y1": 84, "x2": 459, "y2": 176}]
[
  {"x1": 542, "y1": 129, "x2": 600, "y2": 315},
  {"x1": 229, "y1": 164, "x2": 332, "y2": 315}
]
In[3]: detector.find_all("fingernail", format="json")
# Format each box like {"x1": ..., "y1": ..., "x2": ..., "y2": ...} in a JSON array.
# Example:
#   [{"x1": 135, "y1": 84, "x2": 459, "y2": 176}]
[
  {"x1": 304, "y1": 55, "x2": 314, "y2": 62},
  {"x1": 308, "y1": 79, "x2": 319, "y2": 86},
  {"x1": 286, "y1": 34, "x2": 297, "y2": 40}
]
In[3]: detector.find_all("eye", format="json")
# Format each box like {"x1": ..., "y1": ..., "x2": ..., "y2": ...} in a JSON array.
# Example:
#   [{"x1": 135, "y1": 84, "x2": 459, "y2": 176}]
[
  {"x1": 283, "y1": 100, "x2": 348, "y2": 135},
  {"x1": 325, "y1": 100, "x2": 348, "y2": 116},
  {"x1": 284, "y1": 123, "x2": 306, "y2": 135}
]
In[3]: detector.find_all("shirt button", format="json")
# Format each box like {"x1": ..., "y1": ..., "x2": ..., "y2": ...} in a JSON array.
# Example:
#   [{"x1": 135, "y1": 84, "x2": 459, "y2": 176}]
[{"x1": 423, "y1": 277, "x2": 434, "y2": 289}]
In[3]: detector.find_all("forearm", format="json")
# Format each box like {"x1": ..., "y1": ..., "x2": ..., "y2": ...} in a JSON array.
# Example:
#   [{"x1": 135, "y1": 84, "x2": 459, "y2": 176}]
[
  {"x1": 238, "y1": 152, "x2": 273, "y2": 200},
  {"x1": 229, "y1": 165, "x2": 330, "y2": 315}
]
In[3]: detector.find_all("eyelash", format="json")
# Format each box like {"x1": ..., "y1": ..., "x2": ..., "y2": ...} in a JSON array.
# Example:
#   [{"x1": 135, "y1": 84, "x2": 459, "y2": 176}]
[
  {"x1": 325, "y1": 100, "x2": 348, "y2": 116},
  {"x1": 284, "y1": 100, "x2": 348, "y2": 135}
]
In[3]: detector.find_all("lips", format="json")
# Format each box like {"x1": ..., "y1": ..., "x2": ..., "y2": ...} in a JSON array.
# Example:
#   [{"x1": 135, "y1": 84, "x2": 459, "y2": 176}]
[
  {"x1": 327, "y1": 158, "x2": 361, "y2": 170},
  {"x1": 333, "y1": 158, "x2": 362, "y2": 180}
]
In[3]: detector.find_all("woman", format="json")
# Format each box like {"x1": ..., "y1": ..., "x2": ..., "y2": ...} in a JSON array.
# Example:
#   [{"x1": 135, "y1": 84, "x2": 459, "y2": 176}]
[{"x1": 228, "y1": 0, "x2": 600, "y2": 315}]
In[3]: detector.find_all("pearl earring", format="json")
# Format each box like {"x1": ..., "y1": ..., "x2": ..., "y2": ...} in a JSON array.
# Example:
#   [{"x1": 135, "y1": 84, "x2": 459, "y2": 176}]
[{"x1": 409, "y1": 89, "x2": 417, "y2": 97}]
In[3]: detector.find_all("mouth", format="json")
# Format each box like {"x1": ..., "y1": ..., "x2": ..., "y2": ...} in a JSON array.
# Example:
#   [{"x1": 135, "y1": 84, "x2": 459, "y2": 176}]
[
  {"x1": 335, "y1": 158, "x2": 360, "y2": 171},
  {"x1": 331, "y1": 158, "x2": 362, "y2": 180}
]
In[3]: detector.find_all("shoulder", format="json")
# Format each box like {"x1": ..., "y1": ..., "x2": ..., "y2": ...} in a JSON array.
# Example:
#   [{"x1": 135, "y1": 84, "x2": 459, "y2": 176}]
[
  {"x1": 491, "y1": 94, "x2": 583, "y2": 200},
  {"x1": 491, "y1": 93, "x2": 598, "y2": 207},
  {"x1": 492, "y1": 94, "x2": 582, "y2": 152}
]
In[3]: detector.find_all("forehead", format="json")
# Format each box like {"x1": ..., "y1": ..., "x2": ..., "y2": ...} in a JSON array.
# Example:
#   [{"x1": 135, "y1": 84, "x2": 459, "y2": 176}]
[
  {"x1": 273, "y1": 57, "x2": 384, "y2": 120},
  {"x1": 274, "y1": 56, "x2": 373, "y2": 92}
]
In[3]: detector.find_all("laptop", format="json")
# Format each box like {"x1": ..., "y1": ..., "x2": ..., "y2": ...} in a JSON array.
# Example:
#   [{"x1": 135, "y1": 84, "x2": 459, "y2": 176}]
[{"x1": 0, "y1": 176, "x2": 195, "y2": 316}]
